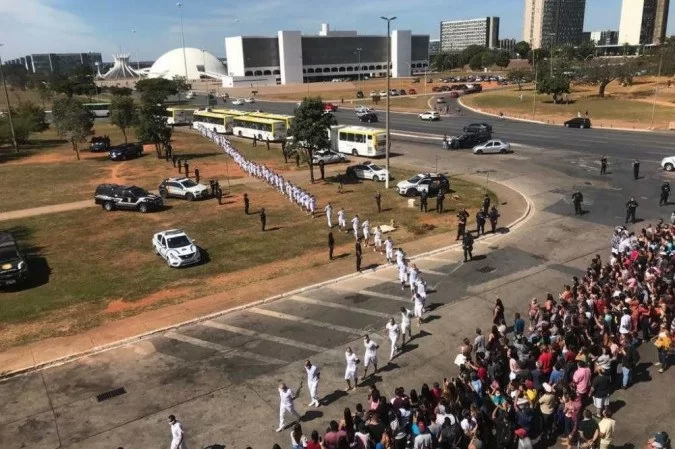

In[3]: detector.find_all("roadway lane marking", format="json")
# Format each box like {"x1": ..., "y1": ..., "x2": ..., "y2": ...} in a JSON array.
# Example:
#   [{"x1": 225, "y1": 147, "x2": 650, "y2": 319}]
[
  {"x1": 288, "y1": 295, "x2": 391, "y2": 318},
  {"x1": 164, "y1": 331, "x2": 287, "y2": 364},
  {"x1": 249, "y1": 307, "x2": 364, "y2": 335},
  {"x1": 419, "y1": 269, "x2": 447, "y2": 276},
  {"x1": 422, "y1": 255, "x2": 457, "y2": 262},
  {"x1": 329, "y1": 284, "x2": 411, "y2": 303},
  {"x1": 202, "y1": 320, "x2": 329, "y2": 352}
]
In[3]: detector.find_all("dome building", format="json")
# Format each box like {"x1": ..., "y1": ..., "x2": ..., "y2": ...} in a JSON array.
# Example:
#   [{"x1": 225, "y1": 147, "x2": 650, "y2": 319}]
[{"x1": 148, "y1": 47, "x2": 226, "y2": 80}]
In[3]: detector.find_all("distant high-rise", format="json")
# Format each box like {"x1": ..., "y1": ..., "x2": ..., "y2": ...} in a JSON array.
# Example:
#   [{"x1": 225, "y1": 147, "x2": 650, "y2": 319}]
[
  {"x1": 523, "y1": 0, "x2": 587, "y2": 49},
  {"x1": 589, "y1": 30, "x2": 619, "y2": 45},
  {"x1": 619, "y1": 0, "x2": 670, "y2": 45},
  {"x1": 4, "y1": 52, "x2": 102, "y2": 74},
  {"x1": 440, "y1": 17, "x2": 499, "y2": 52}
]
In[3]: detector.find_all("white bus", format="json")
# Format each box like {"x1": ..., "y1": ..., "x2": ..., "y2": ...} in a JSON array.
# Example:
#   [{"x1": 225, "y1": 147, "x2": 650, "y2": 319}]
[
  {"x1": 192, "y1": 111, "x2": 233, "y2": 134},
  {"x1": 83, "y1": 103, "x2": 111, "y2": 118},
  {"x1": 232, "y1": 116, "x2": 286, "y2": 141},
  {"x1": 329, "y1": 125, "x2": 386, "y2": 157},
  {"x1": 165, "y1": 107, "x2": 195, "y2": 126}
]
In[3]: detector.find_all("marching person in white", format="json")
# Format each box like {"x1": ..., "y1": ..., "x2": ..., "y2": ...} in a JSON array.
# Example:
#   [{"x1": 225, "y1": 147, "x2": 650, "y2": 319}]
[
  {"x1": 399, "y1": 306, "x2": 414, "y2": 346},
  {"x1": 413, "y1": 278, "x2": 427, "y2": 326},
  {"x1": 344, "y1": 346, "x2": 359, "y2": 391},
  {"x1": 395, "y1": 247, "x2": 406, "y2": 268},
  {"x1": 373, "y1": 226, "x2": 383, "y2": 253},
  {"x1": 408, "y1": 263, "x2": 419, "y2": 294},
  {"x1": 277, "y1": 382, "x2": 301, "y2": 432},
  {"x1": 398, "y1": 263, "x2": 408, "y2": 290},
  {"x1": 309, "y1": 195, "x2": 316, "y2": 217},
  {"x1": 384, "y1": 237, "x2": 394, "y2": 263},
  {"x1": 385, "y1": 318, "x2": 400, "y2": 361},
  {"x1": 362, "y1": 334, "x2": 379, "y2": 378},
  {"x1": 168, "y1": 415, "x2": 186, "y2": 449},
  {"x1": 324, "y1": 203, "x2": 333, "y2": 228},
  {"x1": 304, "y1": 360, "x2": 321, "y2": 407},
  {"x1": 338, "y1": 208, "x2": 347, "y2": 232},
  {"x1": 351, "y1": 215, "x2": 360, "y2": 240},
  {"x1": 362, "y1": 219, "x2": 370, "y2": 246}
]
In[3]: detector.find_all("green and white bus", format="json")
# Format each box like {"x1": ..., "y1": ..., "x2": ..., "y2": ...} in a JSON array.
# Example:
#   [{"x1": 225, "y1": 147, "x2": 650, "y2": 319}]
[
  {"x1": 83, "y1": 102, "x2": 111, "y2": 118},
  {"x1": 165, "y1": 107, "x2": 195, "y2": 126},
  {"x1": 232, "y1": 116, "x2": 286, "y2": 141},
  {"x1": 192, "y1": 111, "x2": 233, "y2": 134}
]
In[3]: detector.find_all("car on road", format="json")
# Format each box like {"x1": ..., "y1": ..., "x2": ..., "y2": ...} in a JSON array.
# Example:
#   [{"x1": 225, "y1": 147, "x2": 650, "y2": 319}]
[
  {"x1": 185, "y1": 92, "x2": 195, "y2": 99},
  {"x1": 445, "y1": 132, "x2": 492, "y2": 149},
  {"x1": 244, "y1": 97, "x2": 256, "y2": 103},
  {"x1": 564, "y1": 117, "x2": 592, "y2": 128},
  {"x1": 94, "y1": 184, "x2": 163, "y2": 213},
  {"x1": 354, "y1": 106, "x2": 373, "y2": 116},
  {"x1": 232, "y1": 98, "x2": 245, "y2": 105},
  {"x1": 419, "y1": 111, "x2": 441, "y2": 121},
  {"x1": 661, "y1": 156, "x2": 675, "y2": 171},
  {"x1": 473, "y1": 139, "x2": 512, "y2": 154},
  {"x1": 436, "y1": 97, "x2": 446, "y2": 104},
  {"x1": 158, "y1": 177, "x2": 210, "y2": 201},
  {"x1": 408, "y1": 88, "x2": 417, "y2": 95},
  {"x1": 0, "y1": 232, "x2": 29, "y2": 287},
  {"x1": 396, "y1": 173, "x2": 450, "y2": 197},
  {"x1": 109, "y1": 143, "x2": 143, "y2": 161},
  {"x1": 464, "y1": 123, "x2": 493, "y2": 133},
  {"x1": 312, "y1": 149, "x2": 347, "y2": 165},
  {"x1": 432, "y1": 86, "x2": 441, "y2": 92},
  {"x1": 358, "y1": 112, "x2": 378, "y2": 123},
  {"x1": 449, "y1": 91, "x2": 460, "y2": 98},
  {"x1": 153, "y1": 229, "x2": 201, "y2": 267},
  {"x1": 346, "y1": 162, "x2": 390, "y2": 182}
]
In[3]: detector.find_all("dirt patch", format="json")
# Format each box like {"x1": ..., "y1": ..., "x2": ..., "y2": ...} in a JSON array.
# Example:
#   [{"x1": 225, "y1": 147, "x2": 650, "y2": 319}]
[{"x1": 105, "y1": 287, "x2": 193, "y2": 314}]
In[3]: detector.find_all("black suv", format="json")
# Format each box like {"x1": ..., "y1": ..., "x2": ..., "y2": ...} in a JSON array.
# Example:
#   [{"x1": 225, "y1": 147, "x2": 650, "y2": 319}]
[
  {"x1": 0, "y1": 232, "x2": 29, "y2": 286},
  {"x1": 358, "y1": 112, "x2": 379, "y2": 123},
  {"x1": 109, "y1": 143, "x2": 143, "y2": 161},
  {"x1": 94, "y1": 184, "x2": 163, "y2": 213},
  {"x1": 89, "y1": 136, "x2": 110, "y2": 152},
  {"x1": 464, "y1": 122, "x2": 493, "y2": 133},
  {"x1": 447, "y1": 132, "x2": 491, "y2": 149},
  {"x1": 564, "y1": 117, "x2": 592, "y2": 129}
]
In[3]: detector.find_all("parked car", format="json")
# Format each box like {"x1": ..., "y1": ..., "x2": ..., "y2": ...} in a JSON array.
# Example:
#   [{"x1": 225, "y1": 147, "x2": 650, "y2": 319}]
[
  {"x1": 346, "y1": 162, "x2": 390, "y2": 182},
  {"x1": 244, "y1": 97, "x2": 256, "y2": 103},
  {"x1": 445, "y1": 132, "x2": 492, "y2": 149},
  {"x1": 408, "y1": 88, "x2": 417, "y2": 95},
  {"x1": 323, "y1": 103, "x2": 338, "y2": 112},
  {"x1": 89, "y1": 136, "x2": 110, "y2": 152},
  {"x1": 94, "y1": 183, "x2": 163, "y2": 213},
  {"x1": 399, "y1": 89, "x2": 407, "y2": 96},
  {"x1": 431, "y1": 86, "x2": 441, "y2": 92},
  {"x1": 396, "y1": 173, "x2": 450, "y2": 197},
  {"x1": 358, "y1": 112, "x2": 379, "y2": 123},
  {"x1": 379, "y1": 90, "x2": 388, "y2": 97},
  {"x1": 411, "y1": 78, "x2": 420, "y2": 83},
  {"x1": 153, "y1": 229, "x2": 201, "y2": 267},
  {"x1": 564, "y1": 117, "x2": 592, "y2": 128},
  {"x1": 356, "y1": 91, "x2": 364, "y2": 98},
  {"x1": 661, "y1": 156, "x2": 675, "y2": 171},
  {"x1": 419, "y1": 111, "x2": 441, "y2": 121},
  {"x1": 109, "y1": 143, "x2": 143, "y2": 161},
  {"x1": 389, "y1": 89, "x2": 399, "y2": 96},
  {"x1": 158, "y1": 177, "x2": 209, "y2": 201},
  {"x1": 0, "y1": 232, "x2": 29, "y2": 287},
  {"x1": 312, "y1": 149, "x2": 347, "y2": 165},
  {"x1": 436, "y1": 97, "x2": 447, "y2": 104},
  {"x1": 369, "y1": 90, "x2": 378, "y2": 97},
  {"x1": 473, "y1": 139, "x2": 512, "y2": 154},
  {"x1": 449, "y1": 91, "x2": 460, "y2": 98},
  {"x1": 232, "y1": 98, "x2": 245, "y2": 105},
  {"x1": 464, "y1": 123, "x2": 493, "y2": 133}
]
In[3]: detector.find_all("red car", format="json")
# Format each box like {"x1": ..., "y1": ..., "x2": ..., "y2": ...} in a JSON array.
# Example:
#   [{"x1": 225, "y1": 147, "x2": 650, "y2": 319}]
[
  {"x1": 449, "y1": 91, "x2": 459, "y2": 98},
  {"x1": 323, "y1": 103, "x2": 338, "y2": 112},
  {"x1": 432, "y1": 86, "x2": 441, "y2": 92},
  {"x1": 408, "y1": 88, "x2": 417, "y2": 95}
]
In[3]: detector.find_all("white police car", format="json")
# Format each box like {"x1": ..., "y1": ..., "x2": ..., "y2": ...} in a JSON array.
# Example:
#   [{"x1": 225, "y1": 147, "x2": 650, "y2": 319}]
[{"x1": 153, "y1": 229, "x2": 201, "y2": 267}]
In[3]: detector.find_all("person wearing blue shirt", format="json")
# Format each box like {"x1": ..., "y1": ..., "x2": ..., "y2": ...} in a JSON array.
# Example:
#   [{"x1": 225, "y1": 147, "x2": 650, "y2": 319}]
[
  {"x1": 549, "y1": 362, "x2": 565, "y2": 385},
  {"x1": 514, "y1": 312, "x2": 526, "y2": 337}
]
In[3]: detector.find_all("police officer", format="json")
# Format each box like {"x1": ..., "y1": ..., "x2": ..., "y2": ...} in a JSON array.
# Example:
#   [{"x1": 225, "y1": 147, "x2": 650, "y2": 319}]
[
  {"x1": 482, "y1": 194, "x2": 491, "y2": 214},
  {"x1": 209, "y1": 180, "x2": 216, "y2": 197},
  {"x1": 244, "y1": 193, "x2": 250, "y2": 215},
  {"x1": 328, "y1": 232, "x2": 335, "y2": 261},
  {"x1": 355, "y1": 237, "x2": 363, "y2": 272},
  {"x1": 436, "y1": 190, "x2": 445, "y2": 214},
  {"x1": 600, "y1": 156, "x2": 608, "y2": 175},
  {"x1": 165, "y1": 145, "x2": 170, "y2": 161},
  {"x1": 260, "y1": 208, "x2": 267, "y2": 231},
  {"x1": 488, "y1": 206, "x2": 500, "y2": 233},
  {"x1": 295, "y1": 153, "x2": 300, "y2": 167},
  {"x1": 625, "y1": 197, "x2": 638, "y2": 224},
  {"x1": 632, "y1": 159, "x2": 640, "y2": 180},
  {"x1": 172, "y1": 154, "x2": 177, "y2": 168},
  {"x1": 374, "y1": 191, "x2": 382, "y2": 213},
  {"x1": 252, "y1": 135, "x2": 257, "y2": 147},
  {"x1": 572, "y1": 190, "x2": 584, "y2": 215},
  {"x1": 462, "y1": 231, "x2": 474, "y2": 262},
  {"x1": 456, "y1": 209, "x2": 468, "y2": 240},
  {"x1": 419, "y1": 190, "x2": 428, "y2": 213},
  {"x1": 319, "y1": 160, "x2": 325, "y2": 180},
  {"x1": 476, "y1": 209, "x2": 486, "y2": 236},
  {"x1": 184, "y1": 160, "x2": 190, "y2": 178},
  {"x1": 215, "y1": 184, "x2": 223, "y2": 205},
  {"x1": 660, "y1": 181, "x2": 671, "y2": 206},
  {"x1": 178, "y1": 159, "x2": 183, "y2": 173},
  {"x1": 194, "y1": 168, "x2": 200, "y2": 184}
]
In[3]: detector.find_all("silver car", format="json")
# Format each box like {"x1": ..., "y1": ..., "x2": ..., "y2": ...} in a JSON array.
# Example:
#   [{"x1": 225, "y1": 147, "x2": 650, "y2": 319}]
[
  {"x1": 472, "y1": 139, "x2": 512, "y2": 154},
  {"x1": 312, "y1": 149, "x2": 346, "y2": 165}
]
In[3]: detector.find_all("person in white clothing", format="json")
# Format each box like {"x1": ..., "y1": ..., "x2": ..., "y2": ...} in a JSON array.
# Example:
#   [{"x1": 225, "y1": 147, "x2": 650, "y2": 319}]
[
  {"x1": 169, "y1": 415, "x2": 186, "y2": 449},
  {"x1": 408, "y1": 263, "x2": 418, "y2": 294},
  {"x1": 277, "y1": 383, "x2": 301, "y2": 432},
  {"x1": 362, "y1": 220, "x2": 370, "y2": 246},
  {"x1": 324, "y1": 203, "x2": 333, "y2": 228},
  {"x1": 398, "y1": 263, "x2": 408, "y2": 290},
  {"x1": 351, "y1": 215, "x2": 360, "y2": 240},
  {"x1": 373, "y1": 226, "x2": 383, "y2": 253},
  {"x1": 338, "y1": 208, "x2": 347, "y2": 232},
  {"x1": 304, "y1": 360, "x2": 321, "y2": 407},
  {"x1": 362, "y1": 334, "x2": 379, "y2": 378},
  {"x1": 413, "y1": 280, "x2": 426, "y2": 326},
  {"x1": 400, "y1": 306, "x2": 414, "y2": 346},
  {"x1": 385, "y1": 318, "x2": 400, "y2": 361},
  {"x1": 344, "y1": 347, "x2": 360, "y2": 390},
  {"x1": 395, "y1": 247, "x2": 406, "y2": 268},
  {"x1": 384, "y1": 237, "x2": 394, "y2": 263}
]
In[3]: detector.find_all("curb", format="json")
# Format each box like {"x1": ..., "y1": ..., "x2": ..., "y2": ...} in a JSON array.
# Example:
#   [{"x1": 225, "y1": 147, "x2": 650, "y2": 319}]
[{"x1": 0, "y1": 180, "x2": 533, "y2": 381}]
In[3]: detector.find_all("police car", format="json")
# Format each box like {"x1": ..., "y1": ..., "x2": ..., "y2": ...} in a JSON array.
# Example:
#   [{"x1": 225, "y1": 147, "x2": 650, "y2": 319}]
[
  {"x1": 152, "y1": 229, "x2": 201, "y2": 267},
  {"x1": 345, "y1": 162, "x2": 390, "y2": 182},
  {"x1": 158, "y1": 177, "x2": 209, "y2": 201},
  {"x1": 396, "y1": 173, "x2": 450, "y2": 197}
]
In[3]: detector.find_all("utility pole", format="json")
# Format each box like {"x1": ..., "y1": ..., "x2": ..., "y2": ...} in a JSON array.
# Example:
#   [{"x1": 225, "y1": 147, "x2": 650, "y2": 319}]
[
  {"x1": 355, "y1": 48, "x2": 362, "y2": 96},
  {"x1": 176, "y1": 2, "x2": 189, "y2": 81},
  {"x1": 381, "y1": 16, "x2": 396, "y2": 189},
  {"x1": 650, "y1": 47, "x2": 664, "y2": 130},
  {"x1": 532, "y1": 49, "x2": 538, "y2": 120},
  {"x1": 0, "y1": 44, "x2": 18, "y2": 152}
]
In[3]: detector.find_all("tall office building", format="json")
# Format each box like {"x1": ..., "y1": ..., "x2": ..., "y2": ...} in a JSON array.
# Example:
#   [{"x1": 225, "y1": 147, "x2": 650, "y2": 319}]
[
  {"x1": 619, "y1": 0, "x2": 670, "y2": 45},
  {"x1": 4, "y1": 52, "x2": 103, "y2": 74},
  {"x1": 440, "y1": 17, "x2": 499, "y2": 52},
  {"x1": 523, "y1": 0, "x2": 587, "y2": 49},
  {"x1": 589, "y1": 30, "x2": 619, "y2": 45}
]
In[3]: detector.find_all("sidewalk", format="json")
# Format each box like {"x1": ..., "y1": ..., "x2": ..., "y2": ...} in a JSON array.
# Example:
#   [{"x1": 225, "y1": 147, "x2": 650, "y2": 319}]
[{"x1": 0, "y1": 176, "x2": 528, "y2": 378}]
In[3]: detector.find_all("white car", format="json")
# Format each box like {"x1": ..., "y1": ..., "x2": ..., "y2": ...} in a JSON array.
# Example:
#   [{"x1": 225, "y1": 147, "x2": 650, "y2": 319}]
[
  {"x1": 354, "y1": 106, "x2": 373, "y2": 116},
  {"x1": 396, "y1": 173, "x2": 450, "y2": 197},
  {"x1": 379, "y1": 90, "x2": 388, "y2": 97},
  {"x1": 419, "y1": 111, "x2": 440, "y2": 121},
  {"x1": 244, "y1": 97, "x2": 256, "y2": 103},
  {"x1": 232, "y1": 98, "x2": 245, "y2": 105},
  {"x1": 153, "y1": 229, "x2": 201, "y2": 267},
  {"x1": 472, "y1": 139, "x2": 512, "y2": 154},
  {"x1": 312, "y1": 149, "x2": 346, "y2": 165},
  {"x1": 185, "y1": 91, "x2": 195, "y2": 99},
  {"x1": 346, "y1": 162, "x2": 390, "y2": 182},
  {"x1": 661, "y1": 156, "x2": 675, "y2": 171},
  {"x1": 158, "y1": 177, "x2": 210, "y2": 201}
]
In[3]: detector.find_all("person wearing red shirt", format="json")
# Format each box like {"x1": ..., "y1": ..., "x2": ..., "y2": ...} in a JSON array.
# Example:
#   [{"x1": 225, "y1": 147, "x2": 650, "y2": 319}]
[{"x1": 538, "y1": 345, "x2": 554, "y2": 376}]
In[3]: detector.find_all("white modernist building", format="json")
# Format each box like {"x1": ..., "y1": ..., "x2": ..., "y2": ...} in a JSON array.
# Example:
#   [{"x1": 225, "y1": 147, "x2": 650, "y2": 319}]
[
  {"x1": 440, "y1": 17, "x2": 500, "y2": 52},
  {"x1": 148, "y1": 47, "x2": 227, "y2": 80},
  {"x1": 223, "y1": 23, "x2": 429, "y2": 87},
  {"x1": 100, "y1": 54, "x2": 141, "y2": 79},
  {"x1": 619, "y1": 0, "x2": 670, "y2": 45}
]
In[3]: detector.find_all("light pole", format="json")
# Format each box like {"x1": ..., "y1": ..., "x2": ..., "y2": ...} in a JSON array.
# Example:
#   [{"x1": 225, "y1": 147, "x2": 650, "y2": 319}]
[
  {"x1": 547, "y1": 32, "x2": 556, "y2": 77},
  {"x1": 176, "y1": 2, "x2": 189, "y2": 81},
  {"x1": 380, "y1": 15, "x2": 396, "y2": 190},
  {"x1": 0, "y1": 44, "x2": 18, "y2": 152},
  {"x1": 131, "y1": 29, "x2": 141, "y2": 70},
  {"x1": 650, "y1": 47, "x2": 664, "y2": 130},
  {"x1": 532, "y1": 49, "x2": 538, "y2": 120},
  {"x1": 354, "y1": 48, "x2": 362, "y2": 97}
]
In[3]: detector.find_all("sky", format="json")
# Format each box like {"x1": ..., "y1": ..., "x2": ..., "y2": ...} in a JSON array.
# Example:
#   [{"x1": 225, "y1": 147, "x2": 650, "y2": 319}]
[{"x1": 1, "y1": 0, "x2": 674, "y2": 62}]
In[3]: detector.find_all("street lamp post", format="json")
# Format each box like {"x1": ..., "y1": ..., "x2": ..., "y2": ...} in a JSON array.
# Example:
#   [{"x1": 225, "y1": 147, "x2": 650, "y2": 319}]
[
  {"x1": 650, "y1": 47, "x2": 664, "y2": 130},
  {"x1": 380, "y1": 15, "x2": 396, "y2": 190},
  {"x1": 131, "y1": 29, "x2": 141, "y2": 70},
  {"x1": 354, "y1": 48, "x2": 362, "y2": 97},
  {"x1": 532, "y1": 49, "x2": 538, "y2": 120},
  {"x1": 0, "y1": 44, "x2": 18, "y2": 152},
  {"x1": 176, "y1": 2, "x2": 189, "y2": 81}
]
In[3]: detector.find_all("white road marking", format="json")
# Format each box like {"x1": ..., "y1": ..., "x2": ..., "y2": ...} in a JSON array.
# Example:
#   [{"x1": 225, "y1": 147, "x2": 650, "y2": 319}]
[
  {"x1": 432, "y1": 261, "x2": 465, "y2": 289},
  {"x1": 419, "y1": 269, "x2": 446, "y2": 276},
  {"x1": 288, "y1": 295, "x2": 391, "y2": 318},
  {"x1": 202, "y1": 321, "x2": 329, "y2": 352},
  {"x1": 164, "y1": 331, "x2": 287, "y2": 364},
  {"x1": 423, "y1": 255, "x2": 455, "y2": 262},
  {"x1": 249, "y1": 307, "x2": 364, "y2": 335},
  {"x1": 330, "y1": 284, "x2": 411, "y2": 303}
]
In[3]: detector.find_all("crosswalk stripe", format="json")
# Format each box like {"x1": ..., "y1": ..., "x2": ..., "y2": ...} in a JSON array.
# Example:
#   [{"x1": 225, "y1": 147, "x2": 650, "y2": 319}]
[
  {"x1": 164, "y1": 331, "x2": 287, "y2": 364},
  {"x1": 288, "y1": 295, "x2": 391, "y2": 318},
  {"x1": 202, "y1": 320, "x2": 329, "y2": 352},
  {"x1": 422, "y1": 255, "x2": 454, "y2": 262},
  {"x1": 249, "y1": 307, "x2": 364, "y2": 335},
  {"x1": 419, "y1": 269, "x2": 447, "y2": 276},
  {"x1": 330, "y1": 284, "x2": 411, "y2": 303}
]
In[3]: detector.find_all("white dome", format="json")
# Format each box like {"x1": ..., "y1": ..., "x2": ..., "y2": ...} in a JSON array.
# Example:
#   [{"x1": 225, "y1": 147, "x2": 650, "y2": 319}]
[{"x1": 148, "y1": 48, "x2": 226, "y2": 80}]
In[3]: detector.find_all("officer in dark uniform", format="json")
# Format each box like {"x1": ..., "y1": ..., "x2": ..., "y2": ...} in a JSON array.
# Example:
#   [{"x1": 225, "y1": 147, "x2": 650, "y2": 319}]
[
  {"x1": 260, "y1": 208, "x2": 266, "y2": 231},
  {"x1": 252, "y1": 135, "x2": 257, "y2": 147},
  {"x1": 178, "y1": 159, "x2": 183, "y2": 173},
  {"x1": 456, "y1": 209, "x2": 468, "y2": 240},
  {"x1": 172, "y1": 154, "x2": 177, "y2": 168},
  {"x1": 488, "y1": 206, "x2": 500, "y2": 233},
  {"x1": 436, "y1": 190, "x2": 445, "y2": 213},
  {"x1": 319, "y1": 160, "x2": 325, "y2": 180},
  {"x1": 600, "y1": 156, "x2": 608, "y2": 175},
  {"x1": 572, "y1": 190, "x2": 584, "y2": 215},
  {"x1": 328, "y1": 232, "x2": 335, "y2": 260},
  {"x1": 374, "y1": 191, "x2": 382, "y2": 213},
  {"x1": 165, "y1": 145, "x2": 170, "y2": 161},
  {"x1": 194, "y1": 168, "x2": 200, "y2": 184},
  {"x1": 625, "y1": 197, "x2": 638, "y2": 223},
  {"x1": 660, "y1": 181, "x2": 670, "y2": 206},
  {"x1": 419, "y1": 190, "x2": 428, "y2": 212},
  {"x1": 355, "y1": 238, "x2": 363, "y2": 272},
  {"x1": 462, "y1": 232, "x2": 474, "y2": 262},
  {"x1": 295, "y1": 153, "x2": 300, "y2": 167},
  {"x1": 632, "y1": 159, "x2": 640, "y2": 180},
  {"x1": 244, "y1": 193, "x2": 250, "y2": 215},
  {"x1": 476, "y1": 209, "x2": 486, "y2": 236},
  {"x1": 184, "y1": 160, "x2": 190, "y2": 178},
  {"x1": 482, "y1": 194, "x2": 491, "y2": 214},
  {"x1": 209, "y1": 180, "x2": 216, "y2": 197},
  {"x1": 215, "y1": 184, "x2": 223, "y2": 205}
]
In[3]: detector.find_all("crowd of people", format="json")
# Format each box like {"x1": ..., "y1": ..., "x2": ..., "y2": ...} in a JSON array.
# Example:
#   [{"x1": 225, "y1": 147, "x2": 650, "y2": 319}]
[{"x1": 274, "y1": 223, "x2": 674, "y2": 449}]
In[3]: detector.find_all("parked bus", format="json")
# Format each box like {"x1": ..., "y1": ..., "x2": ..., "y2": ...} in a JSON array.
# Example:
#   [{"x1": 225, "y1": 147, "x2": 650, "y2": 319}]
[
  {"x1": 192, "y1": 111, "x2": 233, "y2": 134},
  {"x1": 232, "y1": 116, "x2": 286, "y2": 141},
  {"x1": 328, "y1": 125, "x2": 386, "y2": 157},
  {"x1": 83, "y1": 103, "x2": 111, "y2": 118},
  {"x1": 210, "y1": 108, "x2": 249, "y2": 118},
  {"x1": 248, "y1": 112, "x2": 294, "y2": 133},
  {"x1": 165, "y1": 107, "x2": 195, "y2": 126}
]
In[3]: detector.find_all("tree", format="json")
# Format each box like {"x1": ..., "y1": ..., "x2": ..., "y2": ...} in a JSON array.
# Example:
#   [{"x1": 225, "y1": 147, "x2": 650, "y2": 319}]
[
  {"x1": 469, "y1": 53, "x2": 484, "y2": 71},
  {"x1": 514, "y1": 41, "x2": 531, "y2": 59},
  {"x1": 135, "y1": 78, "x2": 179, "y2": 105},
  {"x1": 3, "y1": 64, "x2": 29, "y2": 89},
  {"x1": 110, "y1": 96, "x2": 137, "y2": 143},
  {"x1": 460, "y1": 45, "x2": 487, "y2": 66},
  {"x1": 506, "y1": 67, "x2": 533, "y2": 90},
  {"x1": 135, "y1": 78, "x2": 178, "y2": 158},
  {"x1": 10, "y1": 102, "x2": 49, "y2": 144},
  {"x1": 537, "y1": 75, "x2": 570, "y2": 103},
  {"x1": 579, "y1": 58, "x2": 635, "y2": 97},
  {"x1": 576, "y1": 40, "x2": 597, "y2": 61},
  {"x1": 288, "y1": 97, "x2": 337, "y2": 183},
  {"x1": 431, "y1": 52, "x2": 460, "y2": 72},
  {"x1": 494, "y1": 50, "x2": 511, "y2": 68},
  {"x1": 108, "y1": 86, "x2": 133, "y2": 97},
  {"x1": 528, "y1": 48, "x2": 549, "y2": 64},
  {"x1": 172, "y1": 75, "x2": 190, "y2": 99},
  {"x1": 51, "y1": 97, "x2": 94, "y2": 160}
]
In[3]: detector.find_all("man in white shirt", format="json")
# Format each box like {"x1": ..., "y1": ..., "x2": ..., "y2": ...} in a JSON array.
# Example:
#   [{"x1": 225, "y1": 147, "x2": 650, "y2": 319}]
[
  {"x1": 362, "y1": 334, "x2": 379, "y2": 378},
  {"x1": 351, "y1": 215, "x2": 361, "y2": 240},
  {"x1": 400, "y1": 306, "x2": 413, "y2": 346},
  {"x1": 324, "y1": 203, "x2": 333, "y2": 228},
  {"x1": 277, "y1": 382, "x2": 301, "y2": 432},
  {"x1": 362, "y1": 220, "x2": 370, "y2": 246},
  {"x1": 338, "y1": 208, "x2": 346, "y2": 232},
  {"x1": 168, "y1": 415, "x2": 186, "y2": 449},
  {"x1": 619, "y1": 308, "x2": 631, "y2": 335},
  {"x1": 398, "y1": 263, "x2": 408, "y2": 290},
  {"x1": 304, "y1": 359, "x2": 321, "y2": 407},
  {"x1": 385, "y1": 318, "x2": 400, "y2": 361},
  {"x1": 344, "y1": 346, "x2": 359, "y2": 391},
  {"x1": 385, "y1": 237, "x2": 394, "y2": 263},
  {"x1": 413, "y1": 279, "x2": 426, "y2": 326}
]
